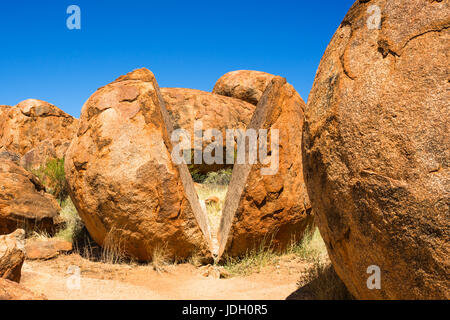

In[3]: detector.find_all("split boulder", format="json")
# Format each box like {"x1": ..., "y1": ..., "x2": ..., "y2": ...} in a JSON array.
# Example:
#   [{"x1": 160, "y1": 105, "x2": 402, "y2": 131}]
[{"x1": 65, "y1": 68, "x2": 212, "y2": 262}]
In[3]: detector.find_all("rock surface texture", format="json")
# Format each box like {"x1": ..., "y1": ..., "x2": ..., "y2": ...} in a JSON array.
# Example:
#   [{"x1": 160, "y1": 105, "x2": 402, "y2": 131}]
[
  {"x1": 0, "y1": 278, "x2": 46, "y2": 300},
  {"x1": 302, "y1": 0, "x2": 450, "y2": 299},
  {"x1": 65, "y1": 68, "x2": 212, "y2": 262},
  {"x1": 25, "y1": 238, "x2": 72, "y2": 260},
  {"x1": 218, "y1": 77, "x2": 314, "y2": 259},
  {"x1": 0, "y1": 229, "x2": 25, "y2": 282},
  {"x1": 213, "y1": 70, "x2": 276, "y2": 105},
  {"x1": 0, "y1": 99, "x2": 78, "y2": 169},
  {"x1": 0, "y1": 159, "x2": 62, "y2": 235}
]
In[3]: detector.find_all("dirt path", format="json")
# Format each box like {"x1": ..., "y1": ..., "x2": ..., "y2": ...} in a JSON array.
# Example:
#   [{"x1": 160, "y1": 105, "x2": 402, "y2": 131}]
[{"x1": 20, "y1": 254, "x2": 308, "y2": 300}]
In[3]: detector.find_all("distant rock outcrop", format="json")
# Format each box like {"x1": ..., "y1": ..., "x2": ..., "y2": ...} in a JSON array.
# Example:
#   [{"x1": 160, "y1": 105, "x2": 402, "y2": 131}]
[
  {"x1": 213, "y1": 70, "x2": 276, "y2": 105},
  {"x1": 65, "y1": 68, "x2": 212, "y2": 262},
  {"x1": 302, "y1": 0, "x2": 450, "y2": 299},
  {"x1": 0, "y1": 99, "x2": 78, "y2": 170}
]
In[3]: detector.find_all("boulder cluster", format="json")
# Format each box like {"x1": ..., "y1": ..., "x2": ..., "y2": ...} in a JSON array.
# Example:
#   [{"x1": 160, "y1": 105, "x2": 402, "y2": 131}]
[
  {"x1": 64, "y1": 68, "x2": 313, "y2": 261},
  {"x1": 0, "y1": 0, "x2": 448, "y2": 300}
]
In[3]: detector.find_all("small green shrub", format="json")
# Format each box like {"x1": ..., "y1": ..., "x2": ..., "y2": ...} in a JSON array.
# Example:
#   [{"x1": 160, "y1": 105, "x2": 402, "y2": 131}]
[
  {"x1": 203, "y1": 168, "x2": 232, "y2": 186},
  {"x1": 189, "y1": 167, "x2": 207, "y2": 183},
  {"x1": 33, "y1": 158, "x2": 68, "y2": 204}
]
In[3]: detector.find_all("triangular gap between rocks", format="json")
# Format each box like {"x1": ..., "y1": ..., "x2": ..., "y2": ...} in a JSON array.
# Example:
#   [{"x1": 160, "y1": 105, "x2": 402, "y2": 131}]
[
  {"x1": 187, "y1": 77, "x2": 287, "y2": 258},
  {"x1": 152, "y1": 81, "x2": 214, "y2": 255}
]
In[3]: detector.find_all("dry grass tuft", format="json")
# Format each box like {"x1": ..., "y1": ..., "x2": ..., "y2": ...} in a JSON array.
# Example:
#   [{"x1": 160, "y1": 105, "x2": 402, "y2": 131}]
[
  {"x1": 293, "y1": 258, "x2": 354, "y2": 300},
  {"x1": 195, "y1": 183, "x2": 228, "y2": 235},
  {"x1": 55, "y1": 198, "x2": 84, "y2": 243},
  {"x1": 151, "y1": 243, "x2": 171, "y2": 273},
  {"x1": 100, "y1": 227, "x2": 128, "y2": 265}
]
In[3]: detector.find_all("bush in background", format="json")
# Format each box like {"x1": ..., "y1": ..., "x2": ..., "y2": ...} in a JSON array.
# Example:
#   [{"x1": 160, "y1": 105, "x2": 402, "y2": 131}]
[
  {"x1": 203, "y1": 168, "x2": 232, "y2": 186},
  {"x1": 32, "y1": 158, "x2": 68, "y2": 204}
]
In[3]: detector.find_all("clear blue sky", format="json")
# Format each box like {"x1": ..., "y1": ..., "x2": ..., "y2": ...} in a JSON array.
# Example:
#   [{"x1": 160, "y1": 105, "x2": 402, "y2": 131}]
[{"x1": 0, "y1": 0, "x2": 354, "y2": 118}]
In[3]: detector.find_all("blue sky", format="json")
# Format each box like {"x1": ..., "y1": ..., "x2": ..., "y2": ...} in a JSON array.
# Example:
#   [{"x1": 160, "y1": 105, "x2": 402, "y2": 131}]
[{"x1": 0, "y1": 1, "x2": 354, "y2": 118}]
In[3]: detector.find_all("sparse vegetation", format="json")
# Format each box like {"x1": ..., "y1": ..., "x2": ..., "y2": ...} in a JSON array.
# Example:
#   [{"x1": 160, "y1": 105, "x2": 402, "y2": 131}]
[
  {"x1": 295, "y1": 259, "x2": 354, "y2": 300},
  {"x1": 189, "y1": 167, "x2": 233, "y2": 185},
  {"x1": 32, "y1": 158, "x2": 68, "y2": 204},
  {"x1": 203, "y1": 168, "x2": 232, "y2": 186},
  {"x1": 195, "y1": 183, "x2": 228, "y2": 233},
  {"x1": 222, "y1": 240, "x2": 279, "y2": 276},
  {"x1": 189, "y1": 168, "x2": 207, "y2": 183},
  {"x1": 222, "y1": 227, "x2": 328, "y2": 276},
  {"x1": 100, "y1": 227, "x2": 128, "y2": 265},
  {"x1": 55, "y1": 198, "x2": 84, "y2": 243},
  {"x1": 152, "y1": 243, "x2": 171, "y2": 272},
  {"x1": 286, "y1": 227, "x2": 327, "y2": 262}
]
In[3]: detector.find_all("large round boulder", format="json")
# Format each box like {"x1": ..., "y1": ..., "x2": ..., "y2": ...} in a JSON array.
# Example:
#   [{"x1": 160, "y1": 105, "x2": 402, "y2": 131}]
[
  {"x1": 302, "y1": 0, "x2": 449, "y2": 299},
  {"x1": 0, "y1": 99, "x2": 78, "y2": 169},
  {"x1": 65, "y1": 68, "x2": 212, "y2": 262},
  {"x1": 212, "y1": 70, "x2": 276, "y2": 105}
]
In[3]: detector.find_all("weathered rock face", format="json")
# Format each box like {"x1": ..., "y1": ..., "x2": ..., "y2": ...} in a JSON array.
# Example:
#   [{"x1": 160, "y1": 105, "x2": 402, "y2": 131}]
[
  {"x1": 161, "y1": 88, "x2": 256, "y2": 173},
  {"x1": 0, "y1": 278, "x2": 46, "y2": 300},
  {"x1": 0, "y1": 147, "x2": 21, "y2": 165},
  {"x1": 25, "y1": 238, "x2": 72, "y2": 260},
  {"x1": 302, "y1": 0, "x2": 450, "y2": 299},
  {"x1": 0, "y1": 159, "x2": 62, "y2": 235},
  {"x1": 65, "y1": 68, "x2": 212, "y2": 262},
  {"x1": 0, "y1": 105, "x2": 11, "y2": 120},
  {"x1": 0, "y1": 99, "x2": 78, "y2": 170},
  {"x1": 218, "y1": 77, "x2": 314, "y2": 259},
  {"x1": 213, "y1": 70, "x2": 276, "y2": 105},
  {"x1": 0, "y1": 229, "x2": 25, "y2": 282}
]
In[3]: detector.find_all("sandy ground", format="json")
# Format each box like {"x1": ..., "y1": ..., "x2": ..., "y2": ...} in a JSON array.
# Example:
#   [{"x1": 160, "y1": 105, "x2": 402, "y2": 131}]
[{"x1": 20, "y1": 254, "x2": 310, "y2": 300}]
